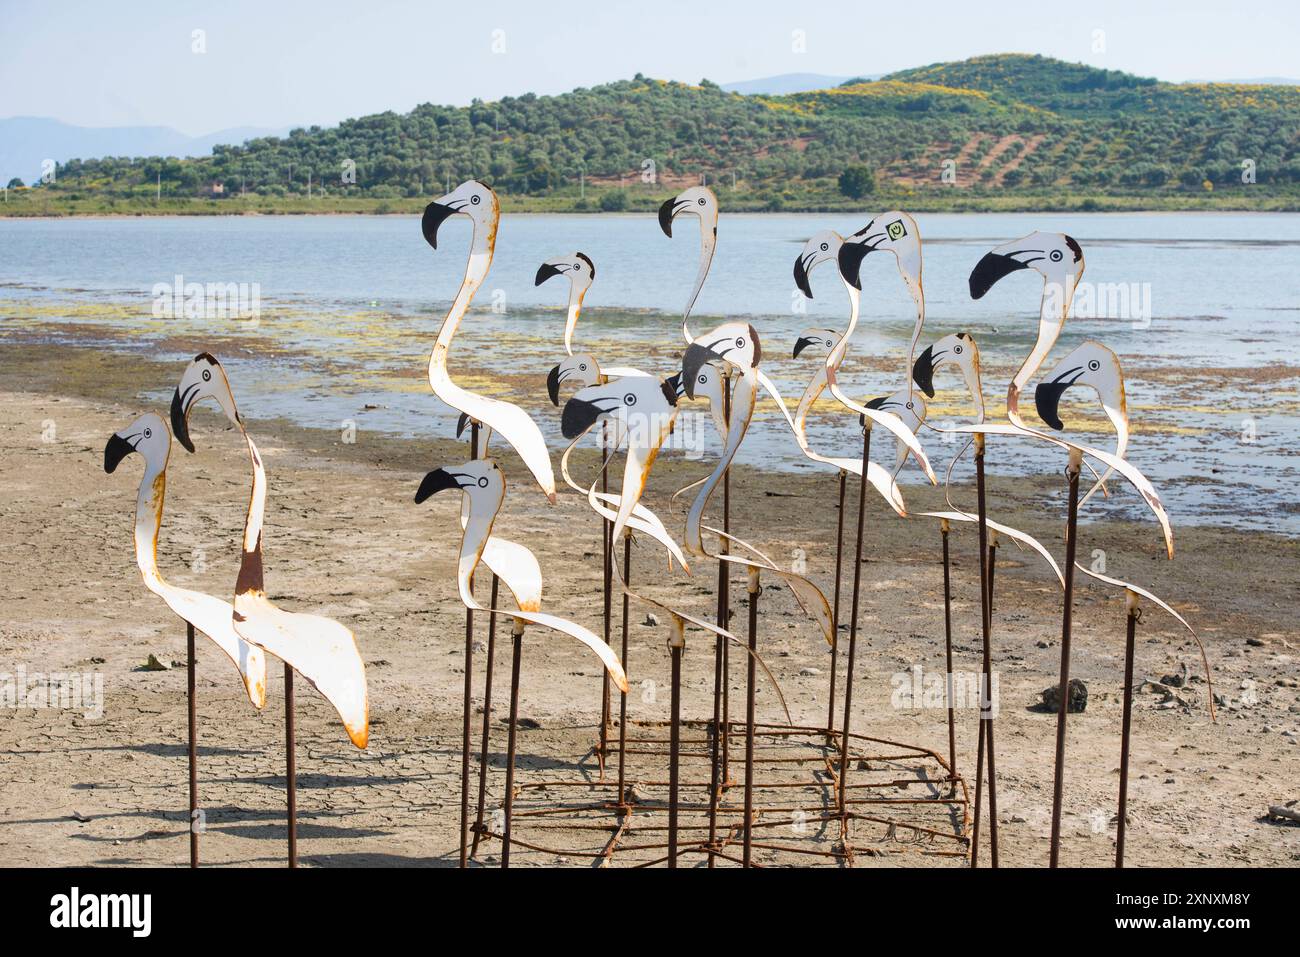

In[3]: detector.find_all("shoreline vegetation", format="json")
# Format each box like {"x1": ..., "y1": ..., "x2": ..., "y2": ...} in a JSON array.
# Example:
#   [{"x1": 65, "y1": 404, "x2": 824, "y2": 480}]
[
  {"x1": 6, "y1": 53, "x2": 1299, "y2": 218},
  {"x1": 4, "y1": 189, "x2": 1299, "y2": 218}
]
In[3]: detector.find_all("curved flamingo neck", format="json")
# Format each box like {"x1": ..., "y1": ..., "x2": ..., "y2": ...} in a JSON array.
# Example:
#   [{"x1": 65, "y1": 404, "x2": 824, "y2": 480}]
[
  {"x1": 1008, "y1": 272, "x2": 1078, "y2": 426},
  {"x1": 682, "y1": 218, "x2": 717, "y2": 343},
  {"x1": 563, "y1": 289, "x2": 586, "y2": 356},
  {"x1": 132, "y1": 457, "x2": 168, "y2": 584},
  {"x1": 235, "y1": 432, "x2": 268, "y2": 597},
  {"x1": 687, "y1": 370, "x2": 756, "y2": 552}
]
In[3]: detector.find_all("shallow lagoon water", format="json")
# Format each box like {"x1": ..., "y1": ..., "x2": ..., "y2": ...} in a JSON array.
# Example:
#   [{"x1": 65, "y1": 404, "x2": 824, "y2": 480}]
[{"x1": 2, "y1": 211, "x2": 1298, "y2": 534}]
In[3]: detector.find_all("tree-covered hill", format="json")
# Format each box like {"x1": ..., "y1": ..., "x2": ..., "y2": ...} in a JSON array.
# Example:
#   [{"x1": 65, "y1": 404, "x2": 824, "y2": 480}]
[{"x1": 11, "y1": 53, "x2": 1299, "y2": 214}]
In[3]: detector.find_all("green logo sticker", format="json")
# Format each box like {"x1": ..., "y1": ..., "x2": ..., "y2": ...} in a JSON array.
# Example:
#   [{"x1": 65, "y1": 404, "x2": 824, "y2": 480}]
[{"x1": 886, "y1": 219, "x2": 907, "y2": 242}]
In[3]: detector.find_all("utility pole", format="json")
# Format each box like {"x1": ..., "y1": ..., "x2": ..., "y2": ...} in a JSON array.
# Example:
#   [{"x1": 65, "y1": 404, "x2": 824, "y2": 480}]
[{"x1": 156, "y1": 170, "x2": 161, "y2": 203}]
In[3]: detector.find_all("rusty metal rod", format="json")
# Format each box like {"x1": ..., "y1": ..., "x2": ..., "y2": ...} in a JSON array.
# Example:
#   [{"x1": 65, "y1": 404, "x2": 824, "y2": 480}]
[
  {"x1": 668, "y1": 629, "x2": 684, "y2": 869},
  {"x1": 743, "y1": 569, "x2": 760, "y2": 867},
  {"x1": 501, "y1": 621, "x2": 524, "y2": 868},
  {"x1": 1049, "y1": 450, "x2": 1083, "y2": 868},
  {"x1": 284, "y1": 662, "x2": 297, "y2": 868},
  {"x1": 186, "y1": 621, "x2": 198, "y2": 868},
  {"x1": 973, "y1": 437, "x2": 999, "y2": 866},
  {"x1": 721, "y1": 381, "x2": 732, "y2": 786},
  {"x1": 599, "y1": 441, "x2": 612, "y2": 778},
  {"x1": 1116, "y1": 594, "x2": 1139, "y2": 868},
  {"x1": 470, "y1": 573, "x2": 500, "y2": 857},
  {"x1": 828, "y1": 469, "x2": 846, "y2": 737},
  {"x1": 940, "y1": 522, "x2": 956, "y2": 784},
  {"x1": 458, "y1": 421, "x2": 480, "y2": 868},
  {"x1": 838, "y1": 425, "x2": 871, "y2": 812},
  {"x1": 616, "y1": 531, "x2": 632, "y2": 807}
]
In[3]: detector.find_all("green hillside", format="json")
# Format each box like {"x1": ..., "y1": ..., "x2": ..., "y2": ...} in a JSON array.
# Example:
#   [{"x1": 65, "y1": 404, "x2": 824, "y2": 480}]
[{"x1": 8, "y1": 53, "x2": 1299, "y2": 215}]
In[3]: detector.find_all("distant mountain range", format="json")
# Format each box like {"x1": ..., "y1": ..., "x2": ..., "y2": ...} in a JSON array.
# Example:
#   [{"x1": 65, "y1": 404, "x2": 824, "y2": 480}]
[
  {"x1": 721, "y1": 73, "x2": 867, "y2": 95},
  {"x1": 0, "y1": 116, "x2": 290, "y2": 183}
]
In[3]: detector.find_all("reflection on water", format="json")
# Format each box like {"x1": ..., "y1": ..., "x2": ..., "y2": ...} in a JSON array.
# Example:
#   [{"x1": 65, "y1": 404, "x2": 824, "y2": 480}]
[{"x1": 2, "y1": 211, "x2": 1298, "y2": 535}]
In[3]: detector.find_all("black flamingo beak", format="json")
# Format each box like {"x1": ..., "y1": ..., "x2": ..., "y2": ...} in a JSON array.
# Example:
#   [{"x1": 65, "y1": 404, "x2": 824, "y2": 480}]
[
  {"x1": 793, "y1": 253, "x2": 814, "y2": 299},
  {"x1": 103, "y1": 433, "x2": 134, "y2": 474},
  {"x1": 561, "y1": 397, "x2": 607, "y2": 440},
  {"x1": 546, "y1": 364, "x2": 563, "y2": 406},
  {"x1": 681, "y1": 342, "x2": 722, "y2": 400},
  {"x1": 837, "y1": 241, "x2": 871, "y2": 290},
  {"x1": 912, "y1": 345, "x2": 938, "y2": 398},
  {"x1": 535, "y1": 263, "x2": 563, "y2": 286},
  {"x1": 414, "y1": 468, "x2": 462, "y2": 504},
  {"x1": 1033, "y1": 368, "x2": 1083, "y2": 431},
  {"x1": 421, "y1": 201, "x2": 457, "y2": 250},
  {"x1": 969, "y1": 252, "x2": 1028, "y2": 300},
  {"x1": 658, "y1": 198, "x2": 685, "y2": 238},
  {"x1": 793, "y1": 335, "x2": 818, "y2": 359},
  {"x1": 169, "y1": 388, "x2": 195, "y2": 453},
  {"x1": 661, "y1": 372, "x2": 682, "y2": 406},
  {"x1": 455, "y1": 413, "x2": 472, "y2": 439}
]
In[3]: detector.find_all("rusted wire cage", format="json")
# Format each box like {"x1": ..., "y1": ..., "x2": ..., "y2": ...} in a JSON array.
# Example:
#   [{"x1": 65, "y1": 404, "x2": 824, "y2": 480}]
[{"x1": 470, "y1": 719, "x2": 970, "y2": 867}]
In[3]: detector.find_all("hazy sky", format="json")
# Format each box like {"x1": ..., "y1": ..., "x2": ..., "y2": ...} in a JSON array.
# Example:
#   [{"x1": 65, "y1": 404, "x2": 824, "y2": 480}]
[{"x1": 4, "y1": 0, "x2": 1297, "y2": 134}]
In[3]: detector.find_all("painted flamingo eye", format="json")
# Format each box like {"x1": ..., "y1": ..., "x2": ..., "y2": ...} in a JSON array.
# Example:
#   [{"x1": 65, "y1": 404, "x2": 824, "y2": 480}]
[
  {"x1": 735, "y1": 337, "x2": 745, "y2": 349},
  {"x1": 1088, "y1": 359, "x2": 1100, "y2": 371},
  {"x1": 906, "y1": 402, "x2": 914, "y2": 410},
  {"x1": 143, "y1": 427, "x2": 152, "y2": 438},
  {"x1": 953, "y1": 344, "x2": 963, "y2": 354},
  {"x1": 820, "y1": 243, "x2": 828, "y2": 251},
  {"x1": 579, "y1": 363, "x2": 587, "y2": 371},
  {"x1": 1049, "y1": 249, "x2": 1063, "y2": 262},
  {"x1": 624, "y1": 393, "x2": 637, "y2": 406},
  {"x1": 697, "y1": 197, "x2": 706, "y2": 206},
  {"x1": 470, "y1": 194, "x2": 481, "y2": 205},
  {"x1": 477, "y1": 476, "x2": 488, "y2": 487},
  {"x1": 202, "y1": 369, "x2": 212, "y2": 381},
  {"x1": 574, "y1": 263, "x2": 581, "y2": 271},
  {"x1": 697, "y1": 374, "x2": 707, "y2": 384}
]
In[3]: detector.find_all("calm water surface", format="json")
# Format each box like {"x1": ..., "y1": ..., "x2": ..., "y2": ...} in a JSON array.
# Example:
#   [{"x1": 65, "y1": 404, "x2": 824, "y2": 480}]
[{"x1": 2, "y1": 211, "x2": 1298, "y2": 535}]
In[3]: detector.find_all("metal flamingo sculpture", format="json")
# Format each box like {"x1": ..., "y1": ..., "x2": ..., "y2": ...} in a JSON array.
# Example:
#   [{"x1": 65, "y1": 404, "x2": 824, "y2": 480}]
[
  {"x1": 170, "y1": 354, "x2": 368, "y2": 867},
  {"x1": 956, "y1": 232, "x2": 1175, "y2": 866},
  {"x1": 421, "y1": 179, "x2": 561, "y2": 866},
  {"x1": 104, "y1": 412, "x2": 267, "y2": 868},
  {"x1": 415, "y1": 457, "x2": 627, "y2": 868},
  {"x1": 1034, "y1": 339, "x2": 1215, "y2": 866},
  {"x1": 791, "y1": 218, "x2": 938, "y2": 819},
  {"x1": 537, "y1": 250, "x2": 644, "y2": 773},
  {"x1": 561, "y1": 369, "x2": 791, "y2": 867},
  {"x1": 680, "y1": 321, "x2": 837, "y2": 866}
]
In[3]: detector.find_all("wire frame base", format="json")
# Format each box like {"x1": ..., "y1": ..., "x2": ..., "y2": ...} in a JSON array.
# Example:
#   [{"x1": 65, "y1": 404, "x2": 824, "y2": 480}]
[{"x1": 470, "y1": 719, "x2": 971, "y2": 867}]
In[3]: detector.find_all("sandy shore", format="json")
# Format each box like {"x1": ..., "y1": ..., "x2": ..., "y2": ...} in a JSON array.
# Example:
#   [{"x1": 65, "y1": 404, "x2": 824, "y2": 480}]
[{"x1": 2, "y1": 345, "x2": 1297, "y2": 867}]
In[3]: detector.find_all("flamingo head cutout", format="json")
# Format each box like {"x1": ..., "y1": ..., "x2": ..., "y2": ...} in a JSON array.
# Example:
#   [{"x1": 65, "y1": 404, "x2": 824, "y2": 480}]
[
  {"x1": 421, "y1": 179, "x2": 498, "y2": 250},
  {"x1": 681, "y1": 321, "x2": 761, "y2": 398},
  {"x1": 913, "y1": 332, "x2": 984, "y2": 422},
  {"x1": 1034, "y1": 340, "x2": 1127, "y2": 436},
  {"x1": 535, "y1": 252, "x2": 596, "y2": 355},
  {"x1": 969, "y1": 231, "x2": 1083, "y2": 301},
  {"x1": 547, "y1": 352, "x2": 603, "y2": 406},
  {"x1": 863, "y1": 388, "x2": 928, "y2": 470},
  {"x1": 659, "y1": 186, "x2": 719, "y2": 330},
  {"x1": 415, "y1": 458, "x2": 503, "y2": 509},
  {"x1": 969, "y1": 231, "x2": 1085, "y2": 421},
  {"x1": 170, "y1": 352, "x2": 240, "y2": 453},
  {"x1": 105, "y1": 412, "x2": 170, "y2": 476},
  {"x1": 793, "y1": 229, "x2": 844, "y2": 299},
  {"x1": 837, "y1": 211, "x2": 922, "y2": 298},
  {"x1": 792, "y1": 328, "x2": 843, "y2": 360},
  {"x1": 561, "y1": 374, "x2": 679, "y2": 443},
  {"x1": 657, "y1": 185, "x2": 717, "y2": 238}
]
